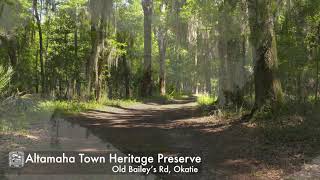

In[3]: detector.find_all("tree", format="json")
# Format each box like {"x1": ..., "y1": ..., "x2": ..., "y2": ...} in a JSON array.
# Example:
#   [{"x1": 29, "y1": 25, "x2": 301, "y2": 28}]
[
  {"x1": 141, "y1": 0, "x2": 153, "y2": 97},
  {"x1": 217, "y1": 1, "x2": 247, "y2": 106},
  {"x1": 89, "y1": 20, "x2": 104, "y2": 100},
  {"x1": 88, "y1": 0, "x2": 113, "y2": 100},
  {"x1": 247, "y1": 0, "x2": 283, "y2": 110},
  {"x1": 0, "y1": 0, "x2": 14, "y2": 18},
  {"x1": 154, "y1": 0, "x2": 168, "y2": 95},
  {"x1": 33, "y1": 0, "x2": 45, "y2": 95}
]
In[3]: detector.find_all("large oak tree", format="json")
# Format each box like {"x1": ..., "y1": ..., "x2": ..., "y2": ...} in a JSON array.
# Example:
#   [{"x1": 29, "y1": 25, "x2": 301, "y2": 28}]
[{"x1": 247, "y1": 0, "x2": 283, "y2": 110}]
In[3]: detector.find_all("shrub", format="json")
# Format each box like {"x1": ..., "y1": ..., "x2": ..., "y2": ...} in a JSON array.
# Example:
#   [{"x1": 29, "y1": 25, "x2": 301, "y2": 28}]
[
  {"x1": 197, "y1": 94, "x2": 217, "y2": 106},
  {"x1": 0, "y1": 66, "x2": 13, "y2": 96}
]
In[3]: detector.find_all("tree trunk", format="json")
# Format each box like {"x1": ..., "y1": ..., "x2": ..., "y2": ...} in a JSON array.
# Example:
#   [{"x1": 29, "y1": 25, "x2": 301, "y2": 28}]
[
  {"x1": 316, "y1": 50, "x2": 319, "y2": 103},
  {"x1": 87, "y1": 24, "x2": 95, "y2": 98},
  {"x1": 108, "y1": 73, "x2": 113, "y2": 99},
  {"x1": 92, "y1": 27, "x2": 102, "y2": 101},
  {"x1": 155, "y1": 28, "x2": 167, "y2": 96},
  {"x1": 154, "y1": 1, "x2": 167, "y2": 96},
  {"x1": 247, "y1": 0, "x2": 283, "y2": 109},
  {"x1": 74, "y1": 17, "x2": 80, "y2": 98},
  {"x1": 123, "y1": 55, "x2": 130, "y2": 98},
  {"x1": 33, "y1": 0, "x2": 45, "y2": 95},
  {"x1": 194, "y1": 48, "x2": 199, "y2": 95},
  {"x1": 141, "y1": 0, "x2": 153, "y2": 97},
  {"x1": 33, "y1": 0, "x2": 44, "y2": 89},
  {"x1": 204, "y1": 36, "x2": 211, "y2": 94},
  {"x1": 95, "y1": 22, "x2": 105, "y2": 101},
  {"x1": 217, "y1": 33, "x2": 229, "y2": 106},
  {"x1": 88, "y1": 21, "x2": 104, "y2": 101},
  {"x1": 316, "y1": 26, "x2": 320, "y2": 104},
  {"x1": 35, "y1": 49, "x2": 39, "y2": 93}
]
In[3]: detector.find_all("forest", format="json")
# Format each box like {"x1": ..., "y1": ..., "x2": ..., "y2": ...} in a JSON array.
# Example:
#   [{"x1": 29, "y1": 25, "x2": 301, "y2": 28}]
[{"x1": 0, "y1": 0, "x2": 320, "y2": 179}]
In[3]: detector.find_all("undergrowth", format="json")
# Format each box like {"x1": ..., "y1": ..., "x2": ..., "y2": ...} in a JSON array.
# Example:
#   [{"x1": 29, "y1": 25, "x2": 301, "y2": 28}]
[
  {"x1": 196, "y1": 94, "x2": 217, "y2": 106},
  {"x1": 252, "y1": 101, "x2": 320, "y2": 153},
  {"x1": 140, "y1": 93, "x2": 192, "y2": 103},
  {"x1": 0, "y1": 96, "x2": 139, "y2": 133}
]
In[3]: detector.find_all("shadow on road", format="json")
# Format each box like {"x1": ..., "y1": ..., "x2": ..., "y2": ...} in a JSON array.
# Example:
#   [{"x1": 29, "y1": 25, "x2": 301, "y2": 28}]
[{"x1": 62, "y1": 100, "x2": 320, "y2": 179}]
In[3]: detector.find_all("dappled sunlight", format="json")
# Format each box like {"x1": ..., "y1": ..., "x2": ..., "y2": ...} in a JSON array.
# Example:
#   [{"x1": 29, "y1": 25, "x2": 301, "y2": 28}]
[
  {"x1": 1, "y1": 0, "x2": 320, "y2": 178},
  {"x1": 1, "y1": 132, "x2": 40, "y2": 141},
  {"x1": 57, "y1": 100, "x2": 320, "y2": 179},
  {"x1": 2, "y1": 96, "x2": 319, "y2": 179}
]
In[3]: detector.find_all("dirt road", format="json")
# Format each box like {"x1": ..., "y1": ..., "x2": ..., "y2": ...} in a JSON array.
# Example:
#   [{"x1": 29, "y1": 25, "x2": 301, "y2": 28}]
[
  {"x1": 2, "y1": 99, "x2": 320, "y2": 179},
  {"x1": 65, "y1": 99, "x2": 286, "y2": 179}
]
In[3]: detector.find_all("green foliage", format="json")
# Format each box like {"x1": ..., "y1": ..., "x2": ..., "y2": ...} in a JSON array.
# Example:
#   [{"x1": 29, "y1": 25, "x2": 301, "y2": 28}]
[
  {"x1": 39, "y1": 98, "x2": 138, "y2": 114},
  {"x1": 0, "y1": 95, "x2": 139, "y2": 133},
  {"x1": 38, "y1": 100, "x2": 100, "y2": 114},
  {"x1": 196, "y1": 94, "x2": 217, "y2": 106},
  {"x1": 0, "y1": 0, "x2": 31, "y2": 35},
  {"x1": 0, "y1": 66, "x2": 13, "y2": 96},
  {"x1": 0, "y1": 0, "x2": 319, "y2": 115},
  {"x1": 0, "y1": 95, "x2": 40, "y2": 132},
  {"x1": 101, "y1": 98, "x2": 138, "y2": 107}
]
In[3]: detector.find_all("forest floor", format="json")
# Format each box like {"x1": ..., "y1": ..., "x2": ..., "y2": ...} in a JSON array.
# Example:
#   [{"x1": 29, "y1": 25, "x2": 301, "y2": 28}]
[{"x1": 1, "y1": 97, "x2": 320, "y2": 179}]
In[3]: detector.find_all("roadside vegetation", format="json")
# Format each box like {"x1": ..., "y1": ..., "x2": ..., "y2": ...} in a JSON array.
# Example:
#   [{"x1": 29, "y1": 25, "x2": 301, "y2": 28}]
[
  {"x1": 0, "y1": 95, "x2": 139, "y2": 134},
  {"x1": 1, "y1": 0, "x2": 320, "y2": 178},
  {"x1": 196, "y1": 94, "x2": 217, "y2": 106}
]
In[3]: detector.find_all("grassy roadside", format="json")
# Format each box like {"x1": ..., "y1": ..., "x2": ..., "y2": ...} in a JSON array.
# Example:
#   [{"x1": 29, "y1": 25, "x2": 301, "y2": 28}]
[
  {"x1": 195, "y1": 94, "x2": 320, "y2": 158},
  {"x1": 39, "y1": 98, "x2": 139, "y2": 114},
  {"x1": 0, "y1": 96, "x2": 139, "y2": 134},
  {"x1": 0, "y1": 93, "x2": 196, "y2": 134}
]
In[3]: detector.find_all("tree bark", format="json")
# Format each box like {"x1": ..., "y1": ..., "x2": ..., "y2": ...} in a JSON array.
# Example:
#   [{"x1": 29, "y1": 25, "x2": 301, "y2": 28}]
[
  {"x1": 35, "y1": 49, "x2": 39, "y2": 93},
  {"x1": 108, "y1": 72, "x2": 113, "y2": 99},
  {"x1": 154, "y1": 1, "x2": 167, "y2": 96},
  {"x1": 123, "y1": 55, "x2": 130, "y2": 98},
  {"x1": 247, "y1": 0, "x2": 283, "y2": 109},
  {"x1": 33, "y1": 0, "x2": 45, "y2": 95},
  {"x1": 86, "y1": 25, "x2": 93, "y2": 98},
  {"x1": 91, "y1": 24, "x2": 104, "y2": 101},
  {"x1": 93, "y1": 32, "x2": 101, "y2": 101},
  {"x1": 194, "y1": 48, "x2": 199, "y2": 95},
  {"x1": 155, "y1": 27, "x2": 167, "y2": 96},
  {"x1": 74, "y1": 16, "x2": 80, "y2": 97},
  {"x1": 141, "y1": 0, "x2": 153, "y2": 97},
  {"x1": 88, "y1": 21, "x2": 104, "y2": 101},
  {"x1": 87, "y1": 25, "x2": 95, "y2": 99},
  {"x1": 316, "y1": 49, "x2": 319, "y2": 103}
]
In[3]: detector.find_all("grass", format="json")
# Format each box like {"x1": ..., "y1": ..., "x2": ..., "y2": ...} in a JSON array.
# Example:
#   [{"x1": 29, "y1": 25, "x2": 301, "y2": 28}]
[
  {"x1": 0, "y1": 96, "x2": 139, "y2": 133},
  {"x1": 102, "y1": 98, "x2": 138, "y2": 107},
  {"x1": 38, "y1": 98, "x2": 139, "y2": 114},
  {"x1": 196, "y1": 94, "x2": 217, "y2": 106},
  {"x1": 140, "y1": 95, "x2": 172, "y2": 103},
  {"x1": 138, "y1": 92, "x2": 192, "y2": 104},
  {"x1": 38, "y1": 100, "x2": 102, "y2": 114}
]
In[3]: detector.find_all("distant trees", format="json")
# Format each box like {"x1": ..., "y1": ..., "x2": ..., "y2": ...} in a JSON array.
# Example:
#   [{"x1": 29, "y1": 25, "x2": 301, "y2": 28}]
[
  {"x1": 1, "y1": 0, "x2": 320, "y2": 109},
  {"x1": 0, "y1": 0, "x2": 13, "y2": 17}
]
